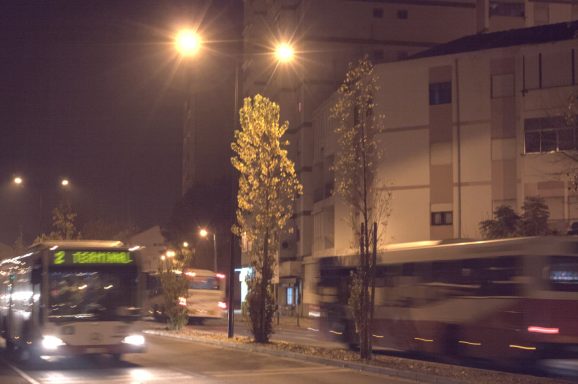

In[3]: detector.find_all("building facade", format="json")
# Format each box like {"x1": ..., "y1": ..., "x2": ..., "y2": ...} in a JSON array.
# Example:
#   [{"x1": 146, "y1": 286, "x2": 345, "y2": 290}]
[
  {"x1": 239, "y1": 0, "x2": 578, "y2": 314},
  {"x1": 308, "y1": 21, "x2": 578, "y2": 313}
]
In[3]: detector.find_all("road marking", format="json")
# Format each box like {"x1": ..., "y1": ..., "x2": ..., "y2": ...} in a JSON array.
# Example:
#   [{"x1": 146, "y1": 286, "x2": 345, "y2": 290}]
[
  {"x1": 0, "y1": 357, "x2": 41, "y2": 384},
  {"x1": 206, "y1": 366, "x2": 347, "y2": 378}
]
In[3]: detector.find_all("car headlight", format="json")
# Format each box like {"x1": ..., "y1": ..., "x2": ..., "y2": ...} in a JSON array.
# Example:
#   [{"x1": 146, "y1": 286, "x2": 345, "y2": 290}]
[
  {"x1": 122, "y1": 334, "x2": 145, "y2": 346},
  {"x1": 42, "y1": 335, "x2": 66, "y2": 350}
]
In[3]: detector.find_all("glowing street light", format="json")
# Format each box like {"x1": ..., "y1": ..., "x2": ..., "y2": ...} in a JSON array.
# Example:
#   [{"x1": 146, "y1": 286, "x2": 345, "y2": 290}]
[
  {"x1": 13, "y1": 176, "x2": 23, "y2": 185},
  {"x1": 61, "y1": 178, "x2": 69, "y2": 187},
  {"x1": 175, "y1": 29, "x2": 202, "y2": 57},
  {"x1": 199, "y1": 228, "x2": 217, "y2": 272},
  {"x1": 275, "y1": 42, "x2": 295, "y2": 63}
]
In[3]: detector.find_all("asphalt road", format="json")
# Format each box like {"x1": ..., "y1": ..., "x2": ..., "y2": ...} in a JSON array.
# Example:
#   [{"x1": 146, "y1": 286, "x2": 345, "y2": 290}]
[{"x1": 0, "y1": 334, "x2": 417, "y2": 384}]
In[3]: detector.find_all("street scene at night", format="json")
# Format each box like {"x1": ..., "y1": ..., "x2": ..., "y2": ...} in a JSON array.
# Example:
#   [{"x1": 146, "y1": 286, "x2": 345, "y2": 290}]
[{"x1": 1, "y1": 0, "x2": 578, "y2": 383}]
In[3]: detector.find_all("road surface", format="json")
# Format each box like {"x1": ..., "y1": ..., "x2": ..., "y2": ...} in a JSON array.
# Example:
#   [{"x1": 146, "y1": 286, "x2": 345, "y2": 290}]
[{"x1": 0, "y1": 334, "x2": 417, "y2": 384}]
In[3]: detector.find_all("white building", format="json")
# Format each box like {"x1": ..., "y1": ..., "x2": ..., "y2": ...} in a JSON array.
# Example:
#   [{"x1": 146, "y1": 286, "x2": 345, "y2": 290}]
[
  {"x1": 240, "y1": 0, "x2": 578, "y2": 313},
  {"x1": 307, "y1": 20, "x2": 578, "y2": 313}
]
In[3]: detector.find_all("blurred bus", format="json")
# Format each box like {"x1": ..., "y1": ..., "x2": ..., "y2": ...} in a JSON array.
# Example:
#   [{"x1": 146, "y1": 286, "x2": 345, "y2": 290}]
[
  {"x1": 180, "y1": 268, "x2": 226, "y2": 324},
  {"x1": 145, "y1": 268, "x2": 226, "y2": 325},
  {"x1": 0, "y1": 240, "x2": 145, "y2": 362},
  {"x1": 317, "y1": 237, "x2": 578, "y2": 366}
]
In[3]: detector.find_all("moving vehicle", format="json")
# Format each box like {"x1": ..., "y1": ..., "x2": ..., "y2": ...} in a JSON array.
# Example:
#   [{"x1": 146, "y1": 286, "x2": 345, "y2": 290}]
[
  {"x1": 180, "y1": 268, "x2": 226, "y2": 324},
  {"x1": 145, "y1": 268, "x2": 226, "y2": 325},
  {"x1": 0, "y1": 240, "x2": 146, "y2": 361},
  {"x1": 317, "y1": 237, "x2": 578, "y2": 366}
]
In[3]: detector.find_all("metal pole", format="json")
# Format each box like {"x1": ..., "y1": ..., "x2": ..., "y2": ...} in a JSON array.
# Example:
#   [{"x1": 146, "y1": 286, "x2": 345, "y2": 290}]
[
  {"x1": 227, "y1": 61, "x2": 240, "y2": 339},
  {"x1": 213, "y1": 233, "x2": 217, "y2": 272}
]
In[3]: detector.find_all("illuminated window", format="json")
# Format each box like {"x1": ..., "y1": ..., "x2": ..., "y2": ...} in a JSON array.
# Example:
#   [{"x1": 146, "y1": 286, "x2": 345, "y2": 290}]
[
  {"x1": 431, "y1": 211, "x2": 453, "y2": 226},
  {"x1": 286, "y1": 287, "x2": 294, "y2": 305},
  {"x1": 429, "y1": 82, "x2": 452, "y2": 105}
]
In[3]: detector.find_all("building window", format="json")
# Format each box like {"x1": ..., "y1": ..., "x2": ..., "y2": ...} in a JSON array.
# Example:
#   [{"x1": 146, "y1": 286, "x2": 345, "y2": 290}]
[
  {"x1": 489, "y1": 1, "x2": 525, "y2": 17},
  {"x1": 524, "y1": 116, "x2": 576, "y2": 154},
  {"x1": 429, "y1": 82, "x2": 452, "y2": 105},
  {"x1": 431, "y1": 211, "x2": 453, "y2": 226},
  {"x1": 397, "y1": 9, "x2": 408, "y2": 19},
  {"x1": 373, "y1": 8, "x2": 384, "y2": 18}
]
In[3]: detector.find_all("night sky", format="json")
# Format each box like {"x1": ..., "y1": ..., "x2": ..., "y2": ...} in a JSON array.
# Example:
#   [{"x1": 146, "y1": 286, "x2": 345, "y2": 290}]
[{"x1": 0, "y1": 1, "x2": 241, "y2": 245}]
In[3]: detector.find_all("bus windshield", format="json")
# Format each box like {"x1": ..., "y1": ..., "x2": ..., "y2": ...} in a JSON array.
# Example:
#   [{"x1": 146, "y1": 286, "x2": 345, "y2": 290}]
[
  {"x1": 187, "y1": 275, "x2": 220, "y2": 290},
  {"x1": 49, "y1": 266, "x2": 138, "y2": 321}
]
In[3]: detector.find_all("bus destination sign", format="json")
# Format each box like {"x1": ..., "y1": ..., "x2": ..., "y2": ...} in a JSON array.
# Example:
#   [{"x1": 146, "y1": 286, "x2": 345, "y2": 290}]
[{"x1": 53, "y1": 250, "x2": 133, "y2": 265}]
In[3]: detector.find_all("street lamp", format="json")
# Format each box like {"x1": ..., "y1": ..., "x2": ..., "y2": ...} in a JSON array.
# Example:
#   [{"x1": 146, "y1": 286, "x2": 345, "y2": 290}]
[
  {"x1": 175, "y1": 29, "x2": 202, "y2": 57},
  {"x1": 199, "y1": 228, "x2": 217, "y2": 272}
]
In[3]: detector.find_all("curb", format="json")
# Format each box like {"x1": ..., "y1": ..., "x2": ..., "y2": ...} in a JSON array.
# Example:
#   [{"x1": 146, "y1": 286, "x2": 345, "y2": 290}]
[{"x1": 143, "y1": 329, "x2": 466, "y2": 384}]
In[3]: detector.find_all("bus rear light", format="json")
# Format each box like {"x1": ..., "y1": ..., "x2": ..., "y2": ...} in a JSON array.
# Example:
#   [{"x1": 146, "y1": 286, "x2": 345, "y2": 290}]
[
  {"x1": 42, "y1": 335, "x2": 66, "y2": 350},
  {"x1": 178, "y1": 297, "x2": 187, "y2": 306},
  {"x1": 218, "y1": 301, "x2": 227, "y2": 309},
  {"x1": 528, "y1": 326, "x2": 559, "y2": 334}
]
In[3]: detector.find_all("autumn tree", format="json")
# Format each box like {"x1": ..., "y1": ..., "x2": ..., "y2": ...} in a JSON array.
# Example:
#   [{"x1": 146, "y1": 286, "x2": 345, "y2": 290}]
[
  {"x1": 157, "y1": 246, "x2": 191, "y2": 330},
  {"x1": 231, "y1": 94, "x2": 302, "y2": 343},
  {"x1": 35, "y1": 200, "x2": 81, "y2": 242},
  {"x1": 331, "y1": 57, "x2": 391, "y2": 360}
]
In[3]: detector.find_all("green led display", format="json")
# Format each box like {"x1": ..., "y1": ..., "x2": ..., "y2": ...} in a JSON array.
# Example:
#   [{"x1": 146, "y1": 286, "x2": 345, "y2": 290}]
[{"x1": 52, "y1": 250, "x2": 133, "y2": 265}]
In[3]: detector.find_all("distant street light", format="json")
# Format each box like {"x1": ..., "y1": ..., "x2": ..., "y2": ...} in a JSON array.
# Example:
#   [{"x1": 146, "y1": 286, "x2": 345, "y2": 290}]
[
  {"x1": 13, "y1": 176, "x2": 23, "y2": 185},
  {"x1": 61, "y1": 178, "x2": 69, "y2": 187}
]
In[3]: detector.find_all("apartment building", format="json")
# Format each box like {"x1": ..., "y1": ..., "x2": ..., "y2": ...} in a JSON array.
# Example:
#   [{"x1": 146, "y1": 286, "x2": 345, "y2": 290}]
[
  {"x1": 239, "y1": 0, "x2": 577, "y2": 313},
  {"x1": 308, "y1": 20, "x2": 578, "y2": 313}
]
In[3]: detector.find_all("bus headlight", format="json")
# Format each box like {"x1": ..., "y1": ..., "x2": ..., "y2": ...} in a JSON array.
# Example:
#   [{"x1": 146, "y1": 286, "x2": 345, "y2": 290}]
[
  {"x1": 42, "y1": 335, "x2": 66, "y2": 350},
  {"x1": 122, "y1": 334, "x2": 145, "y2": 346}
]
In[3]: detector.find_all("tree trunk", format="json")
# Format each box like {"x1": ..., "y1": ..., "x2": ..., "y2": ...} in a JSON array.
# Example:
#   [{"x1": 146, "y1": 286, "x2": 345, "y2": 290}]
[
  {"x1": 260, "y1": 228, "x2": 269, "y2": 343},
  {"x1": 368, "y1": 221, "x2": 377, "y2": 356}
]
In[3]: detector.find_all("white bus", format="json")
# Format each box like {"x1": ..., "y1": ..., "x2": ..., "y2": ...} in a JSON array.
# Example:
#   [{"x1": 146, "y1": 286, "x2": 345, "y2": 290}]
[
  {"x1": 0, "y1": 240, "x2": 146, "y2": 362},
  {"x1": 180, "y1": 268, "x2": 226, "y2": 324},
  {"x1": 317, "y1": 237, "x2": 578, "y2": 367}
]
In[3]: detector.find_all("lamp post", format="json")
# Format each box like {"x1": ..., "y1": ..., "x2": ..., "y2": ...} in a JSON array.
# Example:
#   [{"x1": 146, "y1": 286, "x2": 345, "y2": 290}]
[
  {"x1": 174, "y1": 30, "x2": 296, "y2": 338},
  {"x1": 199, "y1": 228, "x2": 217, "y2": 272}
]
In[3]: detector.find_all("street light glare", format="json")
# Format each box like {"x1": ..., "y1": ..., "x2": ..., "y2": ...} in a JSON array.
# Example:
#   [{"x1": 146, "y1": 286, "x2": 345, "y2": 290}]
[
  {"x1": 176, "y1": 29, "x2": 202, "y2": 57},
  {"x1": 199, "y1": 228, "x2": 208, "y2": 238},
  {"x1": 61, "y1": 179, "x2": 69, "y2": 187},
  {"x1": 275, "y1": 43, "x2": 294, "y2": 63},
  {"x1": 13, "y1": 176, "x2": 23, "y2": 185}
]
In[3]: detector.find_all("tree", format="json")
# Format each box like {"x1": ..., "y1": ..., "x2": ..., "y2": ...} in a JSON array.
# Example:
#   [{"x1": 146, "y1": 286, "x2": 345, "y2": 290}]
[
  {"x1": 331, "y1": 57, "x2": 391, "y2": 360},
  {"x1": 35, "y1": 200, "x2": 81, "y2": 243},
  {"x1": 519, "y1": 196, "x2": 550, "y2": 236},
  {"x1": 157, "y1": 247, "x2": 191, "y2": 330},
  {"x1": 231, "y1": 94, "x2": 302, "y2": 343},
  {"x1": 479, "y1": 197, "x2": 551, "y2": 239},
  {"x1": 479, "y1": 205, "x2": 519, "y2": 239}
]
